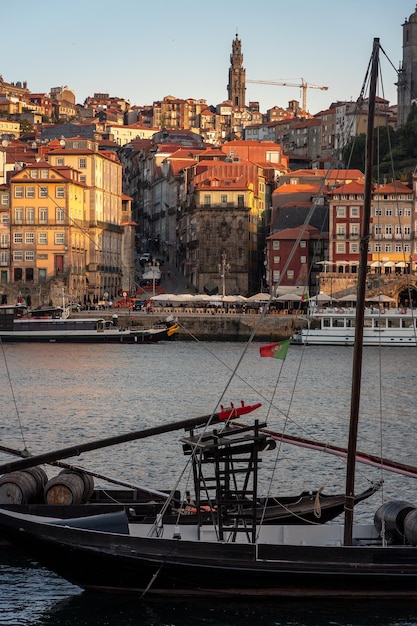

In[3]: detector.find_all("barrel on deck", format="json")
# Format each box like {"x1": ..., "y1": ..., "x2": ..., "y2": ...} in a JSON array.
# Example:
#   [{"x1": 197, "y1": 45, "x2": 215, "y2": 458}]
[
  {"x1": 374, "y1": 501, "x2": 416, "y2": 543},
  {"x1": 403, "y1": 509, "x2": 417, "y2": 546},
  {"x1": 0, "y1": 466, "x2": 48, "y2": 504},
  {"x1": 44, "y1": 470, "x2": 94, "y2": 505}
]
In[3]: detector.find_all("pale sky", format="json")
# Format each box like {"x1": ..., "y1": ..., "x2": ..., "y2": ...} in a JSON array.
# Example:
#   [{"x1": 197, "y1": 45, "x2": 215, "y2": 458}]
[{"x1": 0, "y1": 0, "x2": 414, "y2": 115}]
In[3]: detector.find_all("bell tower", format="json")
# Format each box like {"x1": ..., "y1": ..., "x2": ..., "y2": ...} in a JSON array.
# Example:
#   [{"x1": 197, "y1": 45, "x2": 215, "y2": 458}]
[
  {"x1": 227, "y1": 34, "x2": 246, "y2": 108},
  {"x1": 397, "y1": 6, "x2": 417, "y2": 127}
]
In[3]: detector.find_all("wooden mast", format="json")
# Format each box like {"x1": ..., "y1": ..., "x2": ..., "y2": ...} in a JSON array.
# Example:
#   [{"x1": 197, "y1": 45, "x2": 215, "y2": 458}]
[{"x1": 344, "y1": 38, "x2": 380, "y2": 546}]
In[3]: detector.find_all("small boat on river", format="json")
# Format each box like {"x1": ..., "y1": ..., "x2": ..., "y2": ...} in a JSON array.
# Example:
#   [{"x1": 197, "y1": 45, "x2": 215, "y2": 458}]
[
  {"x1": 292, "y1": 305, "x2": 417, "y2": 346},
  {"x1": 0, "y1": 304, "x2": 179, "y2": 343}
]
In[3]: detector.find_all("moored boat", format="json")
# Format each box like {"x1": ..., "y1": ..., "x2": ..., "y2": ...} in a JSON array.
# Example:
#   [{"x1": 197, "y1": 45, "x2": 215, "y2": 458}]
[
  {"x1": 292, "y1": 305, "x2": 417, "y2": 346},
  {"x1": 0, "y1": 304, "x2": 179, "y2": 343}
]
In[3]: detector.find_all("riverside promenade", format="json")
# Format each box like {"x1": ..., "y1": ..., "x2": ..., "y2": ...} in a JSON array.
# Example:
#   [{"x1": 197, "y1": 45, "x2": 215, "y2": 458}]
[{"x1": 94, "y1": 262, "x2": 305, "y2": 341}]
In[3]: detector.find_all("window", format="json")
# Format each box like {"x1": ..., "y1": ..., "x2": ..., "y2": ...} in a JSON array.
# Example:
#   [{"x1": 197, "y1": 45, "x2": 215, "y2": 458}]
[
  {"x1": 39, "y1": 268, "x2": 47, "y2": 281},
  {"x1": 396, "y1": 207, "x2": 403, "y2": 216},
  {"x1": 350, "y1": 243, "x2": 359, "y2": 253},
  {"x1": 25, "y1": 251, "x2": 35, "y2": 261},
  {"x1": 385, "y1": 244, "x2": 392, "y2": 252},
  {"x1": 54, "y1": 232, "x2": 65, "y2": 245},
  {"x1": 272, "y1": 241, "x2": 280, "y2": 250},
  {"x1": 385, "y1": 208, "x2": 392, "y2": 216},
  {"x1": 25, "y1": 232, "x2": 34, "y2": 244},
  {"x1": 14, "y1": 268, "x2": 23, "y2": 281},
  {"x1": 351, "y1": 224, "x2": 359, "y2": 237},
  {"x1": 79, "y1": 158, "x2": 87, "y2": 169},
  {"x1": 221, "y1": 195, "x2": 227, "y2": 204},
  {"x1": 13, "y1": 251, "x2": 23, "y2": 261},
  {"x1": 25, "y1": 268, "x2": 34, "y2": 281},
  {"x1": 26, "y1": 207, "x2": 35, "y2": 224},
  {"x1": 0, "y1": 251, "x2": 9, "y2": 266},
  {"x1": 374, "y1": 207, "x2": 382, "y2": 216},
  {"x1": 273, "y1": 270, "x2": 280, "y2": 281},
  {"x1": 336, "y1": 225, "x2": 346, "y2": 236},
  {"x1": 203, "y1": 195, "x2": 211, "y2": 206},
  {"x1": 350, "y1": 207, "x2": 360, "y2": 217},
  {"x1": 39, "y1": 208, "x2": 48, "y2": 224},
  {"x1": 237, "y1": 195, "x2": 244, "y2": 207},
  {"x1": 287, "y1": 270, "x2": 294, "y2": 279},
  {"x1": 375, "y1": 243, "x2": 382, "y2": 252},
  {"x1": 300, "y1": 241, "x2": 306, "y2": 248},
  {"x1": 39, "y1": 186, "x2": 48, "y2": 198},
  {"x1": 56, "y1": 158, "x2": 64, "y2": 166},
  {"x1": 30, "y1": 169, "x2": 38, "y2": 179},
  {"x1": 14, "y1": 207, "x2": 23, "y2": 223},
  {"x1": 0, "y1": 233, "x2": 9, "y2": 246},
  {"x1": 395, "y1": 244, "x2": 402, "y2": 253},
  {"x1": 38, "y1": 232, "x2": 47, "y2": 244},
  {"x1": 56, "y1": 186, "x2": 65, "y2": 199},
  {"x1": 336, "y1": 243, "x2": 346, "y2": 253},
  {"x1": 56, "y1": 207, "x2": 65, "y2": 223},
  {"x1": 13, "y1": 233, "x2": 23, "y2": 244},
  {"x1": 40, "y1": 170, "x2": 49, "y2": 179},
  {"x1": 336, "y1": 207, "x2": 346, "y2": 217},
  {"x1": 1, "y1": 193, "x2": 9, "y2": 205},
  {"x1": 14, "y1": 186, "x2": 23, "y2": 198},
  {"x1": 26, "y1": 186, "x2": 35, "y2": 198},
  {"x1": 273, "y1": 256, "x2": 280, "y2": 264}
]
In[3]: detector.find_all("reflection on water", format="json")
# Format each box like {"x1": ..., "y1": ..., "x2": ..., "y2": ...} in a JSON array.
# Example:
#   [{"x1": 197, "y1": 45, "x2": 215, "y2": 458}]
[{"x1": 1, "y1": 342, "x2": 417, "y2": 624}]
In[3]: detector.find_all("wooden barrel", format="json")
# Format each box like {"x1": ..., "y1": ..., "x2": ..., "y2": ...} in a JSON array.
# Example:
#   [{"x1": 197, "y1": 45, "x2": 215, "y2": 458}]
[
  {"x1": 44, "y1": 470, "x2": 94, "y2": 505},
  {"x1": 0, "y1": 467, "x2": 48, "y2": 504},
  {"x1": 374, "y1": 501, "x2": 415, "y2": 542}
]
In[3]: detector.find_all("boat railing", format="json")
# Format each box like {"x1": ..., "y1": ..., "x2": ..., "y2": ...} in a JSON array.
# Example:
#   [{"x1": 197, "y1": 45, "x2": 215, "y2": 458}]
[{"x1": 308, "y1": 306, "x2": 415, "y2": 316}]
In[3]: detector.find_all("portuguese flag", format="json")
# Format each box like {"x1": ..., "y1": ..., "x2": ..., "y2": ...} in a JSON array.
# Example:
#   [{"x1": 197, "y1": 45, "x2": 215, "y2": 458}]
[{"x1": 259, "y1": 339, "x2": 290, "y2": 360}]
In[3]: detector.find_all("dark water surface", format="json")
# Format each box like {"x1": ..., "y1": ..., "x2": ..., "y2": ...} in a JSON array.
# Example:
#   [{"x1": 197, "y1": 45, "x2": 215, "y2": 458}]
[{"x1": 1, "y1": 341, "x2": 417, "y2": 625}]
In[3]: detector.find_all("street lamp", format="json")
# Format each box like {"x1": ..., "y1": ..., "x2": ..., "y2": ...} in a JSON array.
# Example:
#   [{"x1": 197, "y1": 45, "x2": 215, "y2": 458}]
[{"x1": 218, "y1": 253, "x2": 231, "y2": 298}]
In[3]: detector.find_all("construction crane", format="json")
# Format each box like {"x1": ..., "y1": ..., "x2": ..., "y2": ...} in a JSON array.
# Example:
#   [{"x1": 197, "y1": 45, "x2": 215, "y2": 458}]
[{"x1": 247, "y1": 78, "x2": 328, "y2": 115}]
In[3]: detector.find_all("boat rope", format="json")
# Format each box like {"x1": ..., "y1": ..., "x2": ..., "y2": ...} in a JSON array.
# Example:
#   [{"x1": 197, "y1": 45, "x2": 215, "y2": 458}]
[{"x1": 0, "y1": 342, "x2": 29, "y2": 453}]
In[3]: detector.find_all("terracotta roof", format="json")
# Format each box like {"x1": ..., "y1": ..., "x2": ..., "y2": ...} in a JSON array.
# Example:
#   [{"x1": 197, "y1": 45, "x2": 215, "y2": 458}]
[
  {"x1": 274, "y1": 183, "x2": 323, "y2": 194},
  {"x1": 267, "y1": 224, "x2": 319, "y2": 240}
]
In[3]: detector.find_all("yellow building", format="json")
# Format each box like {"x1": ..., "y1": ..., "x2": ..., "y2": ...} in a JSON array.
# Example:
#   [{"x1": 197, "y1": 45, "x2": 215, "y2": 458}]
[
  {"x1": 9, "y1": 161, "x2": 88, "y2": 300},
  {"x1": 48, "y1": 137, "x2": 123, "y2": 300}
]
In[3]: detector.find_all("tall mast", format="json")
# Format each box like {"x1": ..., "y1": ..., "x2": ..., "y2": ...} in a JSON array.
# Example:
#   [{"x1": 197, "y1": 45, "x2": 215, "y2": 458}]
[{"x1": 344, "y1": 38, "x2": 380, "y2": 546}]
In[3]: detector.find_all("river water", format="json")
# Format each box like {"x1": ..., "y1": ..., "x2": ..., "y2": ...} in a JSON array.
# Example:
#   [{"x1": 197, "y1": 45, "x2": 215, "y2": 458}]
[{"x1": 1, "y1": 340, "x2": 417, "y2": 625}]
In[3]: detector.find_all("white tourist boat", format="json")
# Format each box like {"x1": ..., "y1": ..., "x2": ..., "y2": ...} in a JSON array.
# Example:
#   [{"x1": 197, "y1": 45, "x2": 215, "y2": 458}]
[{"x1": 292, "y1": 304, "x2": 417, "y2": 346}]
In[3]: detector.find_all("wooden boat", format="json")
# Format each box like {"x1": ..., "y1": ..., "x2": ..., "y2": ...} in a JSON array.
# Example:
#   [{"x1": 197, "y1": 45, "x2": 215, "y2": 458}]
[
  {"x1": 292, "y1": 305, "x2": 417, "y2": 346},
  {"x1": 0, "y1": 304, "x2": 179, "y2": 343},
  {"x1": 3, "y1": 40, "x2": 417, "y2": 598}
]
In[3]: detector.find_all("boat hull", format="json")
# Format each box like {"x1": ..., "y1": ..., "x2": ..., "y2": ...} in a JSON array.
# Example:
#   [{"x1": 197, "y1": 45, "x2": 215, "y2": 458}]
[{"x1": 2, "y1": 508, "x2": 417, "y2": 598}]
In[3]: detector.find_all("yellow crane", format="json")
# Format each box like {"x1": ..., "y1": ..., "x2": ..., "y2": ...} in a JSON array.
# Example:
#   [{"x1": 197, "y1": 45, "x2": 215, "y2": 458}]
[{"x1": 247, "y1": 78, "x2": 328, "y2": 115}]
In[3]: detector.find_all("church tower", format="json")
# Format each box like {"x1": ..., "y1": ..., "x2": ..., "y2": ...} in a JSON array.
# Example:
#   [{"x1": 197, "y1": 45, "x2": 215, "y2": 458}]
[
  {"x1": 397, "y1": 6, "x2": 417, "y2": 127},
  {"x1": 227, "y1": 34, "x2": 246, "y2": 108}
]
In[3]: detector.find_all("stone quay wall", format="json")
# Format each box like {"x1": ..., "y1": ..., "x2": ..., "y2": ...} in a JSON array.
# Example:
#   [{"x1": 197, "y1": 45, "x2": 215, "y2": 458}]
[{"x1": 108, "y1": 311, "x2": 302, "y2": 342}]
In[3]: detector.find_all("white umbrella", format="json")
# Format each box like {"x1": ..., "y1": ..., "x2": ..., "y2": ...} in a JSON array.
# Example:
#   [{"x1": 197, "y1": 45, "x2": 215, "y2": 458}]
[
  {"x1": 150, "y1": 293, "x2": 177, "y2": 301},
  {"x1": 366, "y1": 294, "x2": 397, "y2": 303},
  {"x1": 395, "y1": 262, "x2": 407, "y2": 268},
  {"x1": 337, "y1": 294, "x2": 358, "y2": 302},
  {"x1": 275, "y1": 293, "x2": 302, "y2": 302},
  {"x1": 370, "y1": 261, "x2": 383, "y2": 268},
  {"x1": 310, "y1": 293, "x2": 333, "y2": 303},
  {"x1": 247, "y1": 293, "x2": 271, "y2": 302},
  {"x1": 384, "y1": 261, "x2": 396, "y2": 268}
]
